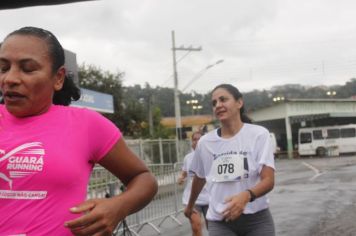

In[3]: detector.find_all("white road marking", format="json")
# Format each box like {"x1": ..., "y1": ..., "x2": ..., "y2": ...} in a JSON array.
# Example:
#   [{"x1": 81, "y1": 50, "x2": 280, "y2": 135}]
[{"x1": 302, "y1": 161, "x2": 324, "y2": 181}]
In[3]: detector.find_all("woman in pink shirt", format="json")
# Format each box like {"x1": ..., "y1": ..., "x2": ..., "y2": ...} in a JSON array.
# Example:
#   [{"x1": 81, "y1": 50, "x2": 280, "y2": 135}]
[{"x1": 0, "y1": 26, "x2": 158, "y2": 236}]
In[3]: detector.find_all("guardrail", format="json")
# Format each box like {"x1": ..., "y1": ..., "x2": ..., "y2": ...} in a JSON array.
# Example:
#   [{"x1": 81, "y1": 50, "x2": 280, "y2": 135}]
[
  {"x1": 88, "y1": 162, "x2": 185, "y2": 235},
  {"x1": 126, "y1": 139, "x2": 191, "y2": 164}
]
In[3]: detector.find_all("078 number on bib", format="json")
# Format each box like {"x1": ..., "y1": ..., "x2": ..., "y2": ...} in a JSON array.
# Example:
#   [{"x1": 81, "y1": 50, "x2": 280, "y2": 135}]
[{"x1": 211, "y1": 154, "x2": 245, "y2": 182}]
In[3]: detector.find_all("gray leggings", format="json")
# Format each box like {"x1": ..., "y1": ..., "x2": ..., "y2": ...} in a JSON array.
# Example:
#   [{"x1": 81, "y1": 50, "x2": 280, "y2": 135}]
[{"x1": 208, "y1": 208, "x2": 275, "y2": 236}]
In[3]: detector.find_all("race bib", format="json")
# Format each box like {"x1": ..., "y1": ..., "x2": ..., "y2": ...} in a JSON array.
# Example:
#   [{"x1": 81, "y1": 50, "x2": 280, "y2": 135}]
[{"x1": 211, "y1": 153, "x2": 245, "y2": 182}]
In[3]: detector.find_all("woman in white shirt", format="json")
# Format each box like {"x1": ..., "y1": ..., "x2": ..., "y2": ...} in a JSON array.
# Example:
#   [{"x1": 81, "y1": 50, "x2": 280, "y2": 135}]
[
  {"x1": 178, "y1": 131, "x2": 209, "y2": 236},
  {"x1": 184, "y1": 84, "x2": 275, "y2": 236}
]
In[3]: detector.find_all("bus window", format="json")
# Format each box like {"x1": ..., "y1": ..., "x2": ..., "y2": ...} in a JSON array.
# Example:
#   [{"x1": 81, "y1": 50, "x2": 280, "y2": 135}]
[
  {"x1": 340, "y1": 128, "x2": 356, "y2": 138},
  {"x1": 312, "y1": 130, "x2": 323, "y2": 140},
  {"x1": 300, "y1": 132, "x2": 312, "y2": 144},
  {"x1": 327, "y1": 129, "x2": 340, "y2": 139}
]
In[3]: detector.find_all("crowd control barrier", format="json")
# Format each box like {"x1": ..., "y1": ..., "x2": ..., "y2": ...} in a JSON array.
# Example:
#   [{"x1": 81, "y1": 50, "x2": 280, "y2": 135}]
[{"x1": 88, "y1": 162, "x2": 186, "y2": 235}]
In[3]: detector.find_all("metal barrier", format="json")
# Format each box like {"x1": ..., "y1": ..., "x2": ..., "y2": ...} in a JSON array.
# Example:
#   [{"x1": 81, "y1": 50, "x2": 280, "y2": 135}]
[
  {"x1": 126, "y1": 139, "x2": 191, "y2": 164},
  {"x1": 88, "y1": 162, "x2": 186, "y2": 235}
]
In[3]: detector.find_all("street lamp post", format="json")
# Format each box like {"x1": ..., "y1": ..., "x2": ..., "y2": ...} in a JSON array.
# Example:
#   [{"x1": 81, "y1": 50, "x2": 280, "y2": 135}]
[
  {"x1": 186, "y1": 99, "x2": 203, "y2": 115},
  {"x1": 272, "y1": 96, "x2": 285, "y2": 102},
  {"x1": 171, "y1": 30, "x2": 224, "y2": 161},
  {"x1": 181, "y1": 59, "x2": 224, "y2": 92},
  {"x1": 326, "y1": 91, "x2": 337, "y2": 97},
  {"x1": 192, "y1": 104, "x2": 203, "y2": 115}
]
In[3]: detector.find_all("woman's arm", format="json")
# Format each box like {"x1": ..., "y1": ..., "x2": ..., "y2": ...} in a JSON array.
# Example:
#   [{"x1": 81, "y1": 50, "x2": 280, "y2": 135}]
[
  {"x1": 177, "y1": 171, "x2": 187, "y2": 185},
  {"x1": 98, "y1": 138, "x2": 158, "y2": 214},
  {"x1": 184, "y1": 175, "x2": 206, "y2": 218},
  {"x1": 223, "y1": 165, "x2": 274, "y2": 221},
  {"x1": 65, "y1": 138, "x2": 158, "y2": 236},
  {"x1": 247, "y1": 165, "x2": 275, "y2": 199}
]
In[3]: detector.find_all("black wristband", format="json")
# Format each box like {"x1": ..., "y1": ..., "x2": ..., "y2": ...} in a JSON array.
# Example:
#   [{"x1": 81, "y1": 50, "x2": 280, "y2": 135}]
[{"x1": 247, "y1": 189, "x2": 256, "y2": 202}]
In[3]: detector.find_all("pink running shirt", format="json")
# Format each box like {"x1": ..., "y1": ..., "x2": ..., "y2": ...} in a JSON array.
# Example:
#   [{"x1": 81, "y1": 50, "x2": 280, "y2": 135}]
[{"x1": 0, "y1": 104, "x2": 121, "y2": 235}]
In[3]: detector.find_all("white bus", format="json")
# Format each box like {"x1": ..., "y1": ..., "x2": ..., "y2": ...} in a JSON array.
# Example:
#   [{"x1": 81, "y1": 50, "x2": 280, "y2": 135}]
[{"x1": 298, "y1": 124, "x2": 356, "y2": 157}]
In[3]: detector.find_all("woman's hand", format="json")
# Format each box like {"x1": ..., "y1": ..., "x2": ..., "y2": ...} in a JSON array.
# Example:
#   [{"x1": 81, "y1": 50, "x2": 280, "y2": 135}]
[
  {"x1": 65, "y1": 197, "x2": 126, "y2": 236},
  {"x1": 184, "y1": 205, "x2": 198, "y2": 219},
  {"x1": 177, "y1": 171, "x2": 187, "y2": 185},
  {"x1": 222, "y1": 191, "x2": 250, "y2": 221},
  {"x1": 177, "y1": 176, "x2": 186, "y2": 185}
]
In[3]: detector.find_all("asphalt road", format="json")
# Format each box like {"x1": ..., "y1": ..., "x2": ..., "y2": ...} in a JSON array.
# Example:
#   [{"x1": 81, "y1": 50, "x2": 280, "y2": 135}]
[
  {"x1": 126, "y1": 155, "x2": 356, "y2": 236},
  {"x1": 271, "y1": 155, "x2": 356, "y2": 236}
]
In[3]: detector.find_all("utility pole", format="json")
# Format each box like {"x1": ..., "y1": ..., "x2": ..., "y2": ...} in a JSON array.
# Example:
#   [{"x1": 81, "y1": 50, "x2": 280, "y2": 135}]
[
  {"x1": 148, "y1": 93, "x2": 154, "y2": 136},
  {"x1": 171, "y1": 30, "x2": 202, "y2": 160}
]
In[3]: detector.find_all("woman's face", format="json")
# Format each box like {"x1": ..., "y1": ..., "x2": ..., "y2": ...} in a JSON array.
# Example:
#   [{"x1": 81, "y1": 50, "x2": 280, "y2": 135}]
[
  {"x1": 0, "y1": 35, "x2": 64, "y2": 117},
  {"x1": 211, "y1": 87, "x2": 243, "y2": 122},
  {"x1": 191, "y1": 133, "x2": 202, "y2": 150}
]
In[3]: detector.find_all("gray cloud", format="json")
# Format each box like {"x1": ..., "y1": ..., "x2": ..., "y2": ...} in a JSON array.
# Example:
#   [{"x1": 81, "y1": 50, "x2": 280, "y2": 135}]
[{"x1": 1, "y1": 0, "x2": 356, "y2": 93}]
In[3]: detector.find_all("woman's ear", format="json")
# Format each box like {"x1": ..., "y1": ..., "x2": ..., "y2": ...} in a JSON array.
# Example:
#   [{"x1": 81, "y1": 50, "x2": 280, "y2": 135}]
[
  {"x1": 236, "y1": 98, "x2": 244, "y2": 109},
  {"x1": 53, "y1": 66, "x2": 65, "y2": 91}
]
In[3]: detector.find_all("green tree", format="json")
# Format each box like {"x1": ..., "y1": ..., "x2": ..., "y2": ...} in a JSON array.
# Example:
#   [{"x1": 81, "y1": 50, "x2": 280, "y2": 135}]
[
  {"x1": 78, "y1": 64, "x2": 132, "y2": 134},
  {"x1": 338, "y1": 78, "x2": 356, "y2": 98},
  {"x1": 122, "y1": 84, "x2": 173, "y2": 138}
]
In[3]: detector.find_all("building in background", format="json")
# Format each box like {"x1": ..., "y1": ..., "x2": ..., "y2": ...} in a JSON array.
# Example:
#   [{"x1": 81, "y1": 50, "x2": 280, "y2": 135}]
[
  {"x1": 161, "y1": 114, "x2": 215, "y2": 139},
  {"x1": 249, "y1": 98, "x2": 356, "y2": 158}
]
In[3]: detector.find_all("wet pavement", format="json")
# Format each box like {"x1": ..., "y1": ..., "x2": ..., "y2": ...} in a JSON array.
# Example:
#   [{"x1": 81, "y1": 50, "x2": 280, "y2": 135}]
[
  {"x1": 272, "y1": 156, "x2": 356, "y2": 236},
  {"x1": 129, "y1": 155, "x2": 356, "y2": 236}
]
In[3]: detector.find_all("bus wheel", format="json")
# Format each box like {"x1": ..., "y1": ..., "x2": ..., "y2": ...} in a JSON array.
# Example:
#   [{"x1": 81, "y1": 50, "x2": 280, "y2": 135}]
[{"x1": 316, "y1": 147, "x2": 326, "y2": 157}]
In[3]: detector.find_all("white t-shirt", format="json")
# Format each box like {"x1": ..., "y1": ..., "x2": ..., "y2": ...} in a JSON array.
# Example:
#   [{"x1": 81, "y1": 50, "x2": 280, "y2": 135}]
[
  {"x1": 191, "y1": 123, "x2": 275, "y2": 221},
  {"x1": 182, "y1": 151, "x2": 209, "y2": 206}
]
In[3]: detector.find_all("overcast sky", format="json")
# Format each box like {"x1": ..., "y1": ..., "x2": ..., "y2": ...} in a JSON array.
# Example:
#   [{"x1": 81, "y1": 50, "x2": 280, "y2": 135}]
[{"x1": 1, "y1": 0, "x2": 356, "y2": 93}]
